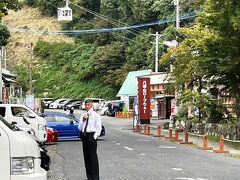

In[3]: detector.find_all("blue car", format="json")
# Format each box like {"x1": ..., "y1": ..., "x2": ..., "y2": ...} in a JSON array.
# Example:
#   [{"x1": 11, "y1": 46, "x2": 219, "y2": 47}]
[{"x1": 44, "y1": 112, "x2": 105, "y2": 139}]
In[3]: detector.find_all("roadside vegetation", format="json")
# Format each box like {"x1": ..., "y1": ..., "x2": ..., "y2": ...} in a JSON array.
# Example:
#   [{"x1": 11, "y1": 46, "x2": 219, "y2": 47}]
[{"x1": 1, "y1": 0, "x2": 240, "y2": 122}]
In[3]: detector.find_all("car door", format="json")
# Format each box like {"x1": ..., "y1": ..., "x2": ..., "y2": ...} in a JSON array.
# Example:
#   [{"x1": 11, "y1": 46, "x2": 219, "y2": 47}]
[
  {"x1": 10, "y1": 106, "x2": 33, "y2": 130},
  {"x1": 47, "y1": 115, "x2": 79, "y2": 138}
]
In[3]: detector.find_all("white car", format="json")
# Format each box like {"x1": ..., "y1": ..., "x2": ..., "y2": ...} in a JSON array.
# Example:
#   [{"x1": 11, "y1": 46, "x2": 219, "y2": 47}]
[
  {"x1": 99, "y1": 100, "x2": 124, "y2": 115},
  {"x1": 81, "y1": 98, "x2": 105, "y2": 110},
  {"x1": 0, "y1": 116, "x2": 47, "y2": 180},
  {"x1": 41, "y1": 97, "x2": 54, "y2": 108},
  {"x1": 0, "y1": 104, "x2": 47, "y2": 143},
  {"x1": 49, "y1": 98, "x2": 68, "y2": 109}
]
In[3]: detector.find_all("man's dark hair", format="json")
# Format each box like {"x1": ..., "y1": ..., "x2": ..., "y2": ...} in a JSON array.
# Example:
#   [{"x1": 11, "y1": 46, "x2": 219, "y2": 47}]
[{"x1": 85, "y1": 99, "x2": 93, "y2": 104}]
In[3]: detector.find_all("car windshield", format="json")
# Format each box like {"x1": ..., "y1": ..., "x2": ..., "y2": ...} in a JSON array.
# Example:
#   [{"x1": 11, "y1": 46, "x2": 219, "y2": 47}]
[
  {"x1": 11, "y1": 107, "x2": 31, "y2": 117},
  {"x1": 0, "y1": 116, "x2": 21, "y2": 131}
]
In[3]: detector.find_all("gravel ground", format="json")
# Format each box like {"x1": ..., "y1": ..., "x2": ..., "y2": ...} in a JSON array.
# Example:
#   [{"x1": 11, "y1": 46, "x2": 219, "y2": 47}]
[{"x1": 46, "y1": 144, "x2": 66, "y2": 180}]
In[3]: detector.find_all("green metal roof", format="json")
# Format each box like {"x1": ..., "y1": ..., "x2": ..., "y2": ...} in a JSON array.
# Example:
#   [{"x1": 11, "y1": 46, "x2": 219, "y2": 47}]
[{"x1": 117, "y1": 69, "x2": 152, "y2": 96}]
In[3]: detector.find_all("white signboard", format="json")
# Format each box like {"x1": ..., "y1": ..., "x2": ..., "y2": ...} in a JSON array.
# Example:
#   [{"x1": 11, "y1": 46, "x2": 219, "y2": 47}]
[{"x1": 26, "y1": 95, "x2": 35, "y2": 110}]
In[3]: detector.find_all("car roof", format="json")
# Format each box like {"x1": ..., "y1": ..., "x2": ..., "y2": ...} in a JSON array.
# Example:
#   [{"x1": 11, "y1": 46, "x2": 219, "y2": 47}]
[
  {"x1": 42, "y1": 98, "x2": 54, "y2": 100},
  {"x1": 0, "y1": 104, "x2": 29, "y2": 107},
  {"x1": 83, "y1": 98, "x2": 105, "y2": 101},
  {"x1": 44, "y1": 111, "x2": 79, "y2": 120},
  {"x1": 106, "y1": 100, "x2": 124, "y2": 103}
]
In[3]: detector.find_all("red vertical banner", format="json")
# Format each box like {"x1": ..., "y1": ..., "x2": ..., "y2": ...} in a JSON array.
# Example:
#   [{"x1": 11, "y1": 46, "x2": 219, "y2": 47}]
[{"x1": 138, "y1": 77, "x2": 151, "y2": 124}]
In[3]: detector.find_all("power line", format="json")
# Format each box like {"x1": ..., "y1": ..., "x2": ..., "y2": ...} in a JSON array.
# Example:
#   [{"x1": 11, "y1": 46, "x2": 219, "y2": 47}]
[
  {"x1": 78, "y1": 18, "x2": 133, "y2": 41},
  {"x1": 8, "y1": 12, "x2": 196, "y2": 35},
  {"x1": 43, "y1": 0, "x2": 138, "y2": 40},
  {"x1": 68, "y1": 1, "x2": 141, "y2": 36},
  {"x1": 44, "y1": 0, "x2": 141, "y2": 36}
]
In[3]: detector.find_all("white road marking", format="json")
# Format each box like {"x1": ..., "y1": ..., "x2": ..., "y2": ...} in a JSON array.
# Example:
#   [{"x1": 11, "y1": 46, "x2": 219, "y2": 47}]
[
  {"x1": 116, "y1": 143, "x2": 121, "y2": 145},
  {"x1": 140, "y1": 153, "x2": 146, "y2": 156},
  {"x1": 172, "y1": 168, "x2": 183, "y2": 171},
  {"x1": 124, "y1": 146, "x2": 133, "y2": 151},
  {"x1": 176, "y1": 178, "x2": 208, "y2": 180},
  {"x1": 158, "y1": 145, "x2": 176, "y2": 149},
  {"x1": 137, "y1": 139, "x2": 150, "y2": 142}
]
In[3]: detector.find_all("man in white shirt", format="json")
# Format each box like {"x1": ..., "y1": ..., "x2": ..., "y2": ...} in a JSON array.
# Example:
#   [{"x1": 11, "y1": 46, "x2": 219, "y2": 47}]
[{"x1": 78, "y1": 100, "x2": 102, "y2": 180}]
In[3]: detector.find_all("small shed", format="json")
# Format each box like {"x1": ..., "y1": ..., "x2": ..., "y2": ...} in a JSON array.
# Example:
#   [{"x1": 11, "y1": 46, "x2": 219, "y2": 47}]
[{"x1": 117, "y1": 69, "x2": 152, "y2": 110}]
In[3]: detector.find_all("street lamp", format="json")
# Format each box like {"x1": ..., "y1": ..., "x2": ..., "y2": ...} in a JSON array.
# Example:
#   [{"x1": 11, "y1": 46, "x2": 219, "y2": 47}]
[
  {"x1": 150, "y1": 32, "x2": 164, "y2": 73},
  {"x1": 150, "y1": 33, "x2": 178, "y2": 73}
]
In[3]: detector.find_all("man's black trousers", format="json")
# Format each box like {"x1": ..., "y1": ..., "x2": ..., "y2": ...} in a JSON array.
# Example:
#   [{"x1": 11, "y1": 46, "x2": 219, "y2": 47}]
[{"x1": 82, "y1": 132, "x2": 99, "y2": 180}]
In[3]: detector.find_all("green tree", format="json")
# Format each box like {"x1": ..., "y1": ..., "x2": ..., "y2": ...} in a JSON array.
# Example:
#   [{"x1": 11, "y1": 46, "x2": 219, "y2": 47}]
[
  {"x1": 0, "y1": 0, "x2": 19, "y2": 18},
  {"x1": 89, "y1": 41, "x2": 126, "y2": 88},
  {"x1": 0, "y1": 24, "x2": 10, "y2": 46},
  {"x1": 0, "y1": 0, "x2": 20, "y2": 46},
  {"x1": 161, "y1": 0, "x2": 240, "y2": 122},
  {"x1": 197, "y1": 0, "x2": 240, "y2": 122}
]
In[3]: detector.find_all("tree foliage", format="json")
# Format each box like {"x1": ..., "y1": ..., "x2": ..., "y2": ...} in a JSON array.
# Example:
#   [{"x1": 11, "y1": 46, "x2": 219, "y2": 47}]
[
  {"x1": 0, "y1": 0, "x2": 20, "y2": 46},
  {"x1": 15, "y1": 1, "x2": 196, "y2": 100},
  {"x1": 161, "y1": 0, "x2": 240, "y2": 121},
  {"x1": 0, "y1": 0, "x2": 20, "y2": 18},
  {"x1": 0, "y1": 24, "x2": 10, "y2": 46}
]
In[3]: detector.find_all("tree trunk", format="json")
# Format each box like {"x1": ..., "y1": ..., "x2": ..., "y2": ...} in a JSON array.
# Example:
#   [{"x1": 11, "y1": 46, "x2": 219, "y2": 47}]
[{"x1": 236, "y1": 95, "x2": 240, "y2": 122}]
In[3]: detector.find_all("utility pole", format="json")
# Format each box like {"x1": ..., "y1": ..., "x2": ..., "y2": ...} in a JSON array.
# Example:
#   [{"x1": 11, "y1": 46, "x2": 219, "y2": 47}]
[
  {"x1": 4, "y1": 50, "x2": 7, "y2": 69},
  {"x1": 151, "y1": 32, "x2": 163, "y2": 73},
  {"x1": 0, "y1": 46, "x2": 3, "y2": 102},
  {"x1": 29, "y1": 43, "x2": 33, "y2": 95},
  {"x1": 174, "y1": 0, "x2": 180, "y2": 29},
  {"x1": 155, "y1": 31, "x2": 159, "y2": 73},
  {"x1": 0, "y1": 19, "x2": 3, "y2": 102}
]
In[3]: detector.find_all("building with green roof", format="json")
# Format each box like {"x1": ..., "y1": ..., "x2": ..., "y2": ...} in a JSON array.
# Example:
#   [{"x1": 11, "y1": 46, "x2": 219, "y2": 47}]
[{"x1": 117, "y1": 69, "x2": 152, "y2": 110}]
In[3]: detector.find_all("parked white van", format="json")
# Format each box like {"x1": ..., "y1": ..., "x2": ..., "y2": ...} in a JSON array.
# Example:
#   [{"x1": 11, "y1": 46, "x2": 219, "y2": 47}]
[
  {"x1": 81, "y1": 98, "x2": 105, "y2": 110},
  {"x1": 99, "y1": 100, "x2": 124, "y2": 115},
  {"x1": 0, "y1": 104, "x2": 47, "y2": 143},
  {"x1": 0, "y1": 116, "x2": 47, "y2": 180}
]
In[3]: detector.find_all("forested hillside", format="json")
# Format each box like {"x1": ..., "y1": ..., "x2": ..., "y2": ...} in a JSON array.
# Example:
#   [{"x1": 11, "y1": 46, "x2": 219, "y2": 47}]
[
  {"x1": 2, "y1": 0, "x2": 240, "y2": 120},
  {"x1": 3, "y1": 0, "x2": 196, "y2": 99}
]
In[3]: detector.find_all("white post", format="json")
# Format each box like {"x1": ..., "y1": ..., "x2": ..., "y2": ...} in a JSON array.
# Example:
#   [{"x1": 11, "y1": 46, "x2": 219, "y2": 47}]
[
  {"x1": 0, "y1": 47, "x2": 3, "y2": 102},
  {"x1": 4, "y1": 50, "x2": 6, "y2": 69},
  {"x1": 155, "y1": 31, "x2": 159, "y2": 73},
  {"x1": 29, "y1": 43, "x2": 33, "y2": 95},
  {"x1": 175, "y1": 0, "x2": 180, "y2": 29}
]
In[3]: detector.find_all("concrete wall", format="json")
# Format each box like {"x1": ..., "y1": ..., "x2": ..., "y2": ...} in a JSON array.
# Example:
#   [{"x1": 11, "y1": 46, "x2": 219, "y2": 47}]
[{"x1": 174, "y1": 121, "x2": 240, "y2": 140}]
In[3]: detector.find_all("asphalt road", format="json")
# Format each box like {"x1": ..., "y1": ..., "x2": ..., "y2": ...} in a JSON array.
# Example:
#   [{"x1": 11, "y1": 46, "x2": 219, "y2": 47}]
[{"x1": 46, "y1": 110, "x2": 240, "y2": 180}]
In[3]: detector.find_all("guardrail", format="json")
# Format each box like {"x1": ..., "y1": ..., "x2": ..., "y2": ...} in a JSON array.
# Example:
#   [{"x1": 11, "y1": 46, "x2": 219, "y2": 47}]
[
  {"x1": 115, "y1": 112, "x2": 134, "y2": 118},
  {"x1": 132, "y1": 123, "x2": 240, "y2": 154}
]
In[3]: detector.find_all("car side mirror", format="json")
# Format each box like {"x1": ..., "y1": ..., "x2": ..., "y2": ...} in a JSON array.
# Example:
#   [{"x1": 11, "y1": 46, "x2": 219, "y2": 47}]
[
  {"x1": 11, "y1": 121, "x2": 17, "y2": 125},
  {"x1": 28, "y1": 113, "x2": 35, "y2": 118},
  {"x1": 40, "y1": 114, "x2": 45, "y2": 117},
  {"x1": 23, "y1": 116, "x2": 30, "y2": 125}
]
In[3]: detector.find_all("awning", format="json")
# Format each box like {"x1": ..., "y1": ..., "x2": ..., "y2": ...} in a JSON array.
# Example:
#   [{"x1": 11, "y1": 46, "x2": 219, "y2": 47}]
[{"x1": 3, "y1": 76, "x2": 16, "y2": 83}]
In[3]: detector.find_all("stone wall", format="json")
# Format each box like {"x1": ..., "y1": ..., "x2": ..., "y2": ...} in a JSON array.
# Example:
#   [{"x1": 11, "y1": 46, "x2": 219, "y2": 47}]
[{"x1": 174, "y1": 120, "x2": 240, "y2": 140}]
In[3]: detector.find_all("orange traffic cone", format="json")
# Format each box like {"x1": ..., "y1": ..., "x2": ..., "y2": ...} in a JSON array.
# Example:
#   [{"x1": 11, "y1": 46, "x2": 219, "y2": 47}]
[
  {"x1": 213, "y1": 135, "x2": 229, "y2": 153},
  {"x1": 180, "y1": 131, "x2": 193, "y2": 144},
  {"x1": 201, "y1": 134, "x2": 213, "y2": 150}
]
